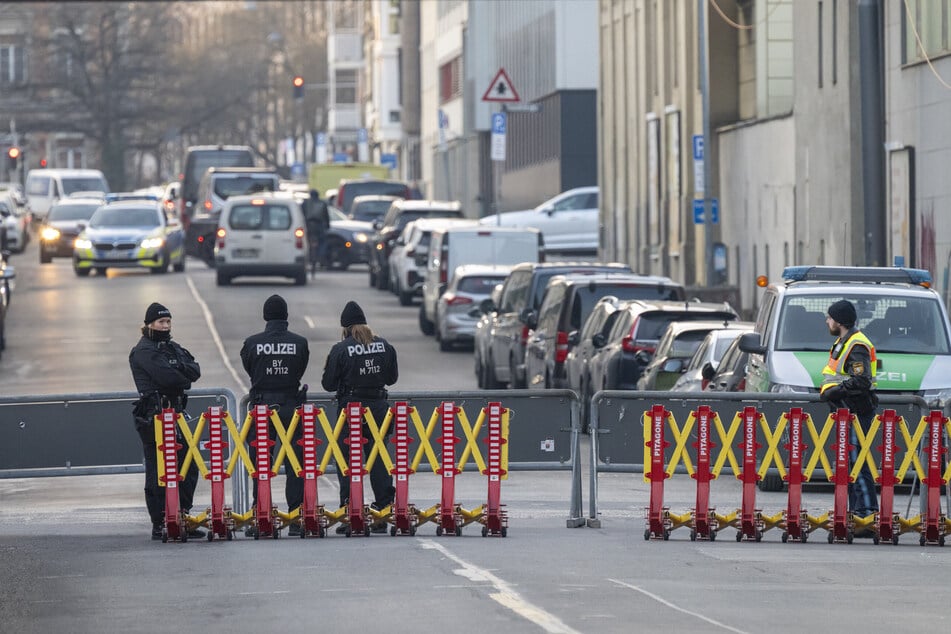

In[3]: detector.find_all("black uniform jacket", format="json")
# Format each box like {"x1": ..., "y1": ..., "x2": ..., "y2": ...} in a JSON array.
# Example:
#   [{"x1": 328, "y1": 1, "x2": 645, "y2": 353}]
[
  {"x1": 240, "y1": 320, "x2": 310, "y2": 395},
  {"x1": 321, "y1": 334, "x2": 398, "y2": 399},
  {"x1": 129, "y1": 336, "x2": 201, "y2": 407}
]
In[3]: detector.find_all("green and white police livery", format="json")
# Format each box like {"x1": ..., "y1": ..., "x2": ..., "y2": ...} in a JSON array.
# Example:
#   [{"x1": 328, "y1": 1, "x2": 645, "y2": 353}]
[{"x1": 739, "y1": 266, "x2": 951, "y2": 408}]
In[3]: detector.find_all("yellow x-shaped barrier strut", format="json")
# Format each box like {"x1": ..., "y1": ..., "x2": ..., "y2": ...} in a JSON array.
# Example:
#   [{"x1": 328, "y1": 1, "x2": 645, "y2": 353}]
[{"x1": 802, "y1": 412, "x2": 835, "y2": 481}]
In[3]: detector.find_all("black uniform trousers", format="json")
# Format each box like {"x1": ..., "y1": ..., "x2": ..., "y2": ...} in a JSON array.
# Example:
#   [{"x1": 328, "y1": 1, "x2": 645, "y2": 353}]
[
  {"x1": 849, "y1": 410, "x2": 879, "y2": 516},
  {"x1": 335, "y1": 398, "x2": 396, "y2": 509},
  {"x1": 248, "y1": 393, "x2": 304, "y2": 512},
  {"x1": 136, "y1": 414, "x2": 198, "y2": 525}
]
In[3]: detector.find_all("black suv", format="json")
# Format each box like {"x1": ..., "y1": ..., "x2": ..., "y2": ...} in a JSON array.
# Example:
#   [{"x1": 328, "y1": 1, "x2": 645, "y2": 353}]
[
  {"x1": 523, "y1": 274, "x2": 686, "y2": 390},
  {"x1": 475, "y1": 262, "x2": 633, "y2": 389},
  {"x1": 368, "y1": 200, "x2": 464, "y2": 290}
]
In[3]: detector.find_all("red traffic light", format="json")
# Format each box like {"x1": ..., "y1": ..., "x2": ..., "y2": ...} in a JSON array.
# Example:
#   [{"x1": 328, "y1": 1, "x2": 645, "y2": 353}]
[
  {"x1": 39, "y1": 158, "x2": 47, "y2": 167},
  {"x1": 292, "y1": 75, "x2": 304, "y2": 88},
  {"x1": 7, "y1": 147, "x2": 20, "y2": 160}
]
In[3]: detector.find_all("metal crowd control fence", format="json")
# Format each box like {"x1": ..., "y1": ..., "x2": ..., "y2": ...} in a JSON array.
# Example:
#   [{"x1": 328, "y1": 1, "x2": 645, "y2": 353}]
[{"x1": 589, "y1": 391, "x2": 950, "y2": 544}]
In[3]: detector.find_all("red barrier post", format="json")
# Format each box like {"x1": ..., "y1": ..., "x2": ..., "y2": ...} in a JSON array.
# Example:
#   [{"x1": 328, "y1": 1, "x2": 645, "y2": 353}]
[
  {"x1": 876, "y1": 409, "x2": 900, "y2": 545},
  {"x1": 390, "y1": 401, "x2": 415, "y2": 536},
  {"x1": 345, "y1": 402, "x2": 368, "y2": 536},
  {"x1": 644, "y1": 405, "x2": 670, "y2": 540},
  {"x1": 691, "y1": 405, "x2": 715, "y2": 540},
  {"x1": 159, "y1": 407, "x2": 182, "y2": 542},
  {"x1": 922, "y1": 410, "x2": 947, "y2": 546},
  {"x1": 205, "y1": 406, "x2": 230, "y2": 540},
  {"x1": 830, "y1": 408, "x2": 852, "y2": 543},
  {"x1": 250, "y1": 404, "x2": 276, "y2": 538},
  {"x1": 737, "y1": 406, "x2": 762, "y2": 541},
  {"x1": 482, "y1": 402, "x2": 508, "y2": 537},
  {"x1": 297, "y1": 403, "x2": 324, "y2": 537},
  {"x1": 437, "y1": 402, "x2": 461, "y2": 536},
  {"x1": 783, "y1": 407, "x2": 807, "y2": 542}
]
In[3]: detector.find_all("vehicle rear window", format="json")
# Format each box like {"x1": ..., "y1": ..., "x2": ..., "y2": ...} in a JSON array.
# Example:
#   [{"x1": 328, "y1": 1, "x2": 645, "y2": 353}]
[
  {"x1": 670, "y1": 330, "x2": 711, "y2": 357},
  {"x1": 339, "y1": 182, "x2": 409, "y2": 212},
  {"x1": 61, "y1": 177, "x2": 109, "y2": 196},
  {"x1": 90, "y1": 207, "x2": 158, "y2": 228},
  {"x1": 634, "y1": 312, "x2": 735, "y2": 341},
  {"x1": 567, "y1": 284, "x2": 686, "y2": 331},
  {"x1": 458, "y1": 275, "x2": 508, "y2": 294},
  {"x1": 350, "y1": 199, "x2": 393, "y2": 219},
  {"x1": 396, "y1": 209, "x2": 462, "y2": 232},
  {"x1": 184, "y1": 149, "x2": 254, "y2": 202},
  {"x1": 49, "y1": 203, "x2": 100, "y2": 221},
  {"x1": 27, "y1": 176, "x2": 50, "y2": 196},
  {"x1": 213, "y1": 176, "x2": 276, "y2": 198},
  {"x1": 229, "y1": 205, "x2": 292, "y2": 231}
]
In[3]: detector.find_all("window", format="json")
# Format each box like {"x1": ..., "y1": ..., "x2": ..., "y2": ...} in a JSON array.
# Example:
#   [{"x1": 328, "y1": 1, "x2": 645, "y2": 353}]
[
  {"x1": 903, "y1": 0, "x2": 951, "y2": 62},
  {"x1": 336, "y1": 69, "x2": 357, "y2": 104},
  {"x1": 0, "y1": 44, "x2": 26, "y2": 85},
  {"x1": 439, "y1": 56, "x2": 462, "y2": 103}
]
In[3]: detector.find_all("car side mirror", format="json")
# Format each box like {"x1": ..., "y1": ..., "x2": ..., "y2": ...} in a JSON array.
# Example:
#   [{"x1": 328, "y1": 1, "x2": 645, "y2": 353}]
[
  {"x1": 519, "y1": 308, "x2": 537, "y2": 330},
  {"x1": 635, "y1": 350, "x2": 653, "y2": 365},
  {"x1": 372, "y1": 219, "x2": 384, "y2": 231},
  {"x1": 662, "y1": 358, "x2": 685, "y2": 373},
  {"x1": 542, "y1": 206, "x2": 554, "y2": 216},
  {"x1": 480, "y1": 298, "x2": 496, "y2": 314},
  {"x1": 701, "y1": 362, "x2": 716, "y2": 381},
  {"x1": 567, "y1": 330, "x2": 580, "y2": 347},
  {"x1": 1, "y1": 263, "x2": 15, "y2": 280},
  {"x1": 738, "y1": 332, "x2": 767, "y2": 355},
  {"x1": 592, "y1": 333, "x2": 607, "y2": 348},
  {"x1": 76, "y1": 221, "x2": 86, "y2": 231}
]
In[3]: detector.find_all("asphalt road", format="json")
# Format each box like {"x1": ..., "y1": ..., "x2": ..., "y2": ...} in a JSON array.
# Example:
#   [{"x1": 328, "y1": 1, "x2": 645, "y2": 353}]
[{"x1": 2, "y1": 239, "x2": 950, "y2": 633}]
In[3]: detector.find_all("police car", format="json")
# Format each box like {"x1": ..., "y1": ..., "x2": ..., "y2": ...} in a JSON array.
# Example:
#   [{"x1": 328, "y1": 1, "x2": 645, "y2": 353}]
[{"x1": 739, "y1": 266, "x2": 951, "y2": 406}]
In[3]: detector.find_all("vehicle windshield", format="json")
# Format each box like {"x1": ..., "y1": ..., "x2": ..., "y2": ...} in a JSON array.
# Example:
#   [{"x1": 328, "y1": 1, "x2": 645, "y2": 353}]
[
  {"x1": 457, "y1": 275, "x2": 508, "y2": 294},
  {"x1": 49, "y1": 203, "x2": 101, "y2": 221},
  {"x1": 350, "y1": 199, "x2": 393, "y2": 220},
  {"x1": 89, "y1": 207, "x2": 159, "y2": 228},
  {"x1": 213, "y1": 176, "x2": 276, "y2": 198},
  {"x1": 776, "y1": 294, "x2": 951, "y2": 354},
  {"x1": 61, "y1": 177, "x2": 109, "y2": 196}
]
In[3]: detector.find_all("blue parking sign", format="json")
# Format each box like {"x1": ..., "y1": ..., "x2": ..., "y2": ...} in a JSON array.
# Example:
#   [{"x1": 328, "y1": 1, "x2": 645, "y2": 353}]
[
  {"x1": 693, "y1": 198, "x2": 719, "y2": 224},
  {"x1": 492, "y1": 112, "x2": 507, "y2": 135}
]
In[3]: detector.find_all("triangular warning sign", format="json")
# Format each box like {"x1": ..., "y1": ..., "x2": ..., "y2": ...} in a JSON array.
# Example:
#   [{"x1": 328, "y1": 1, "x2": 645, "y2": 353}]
[{"x1": 482, "y1": 68, "x2": 521, "y2": 103}]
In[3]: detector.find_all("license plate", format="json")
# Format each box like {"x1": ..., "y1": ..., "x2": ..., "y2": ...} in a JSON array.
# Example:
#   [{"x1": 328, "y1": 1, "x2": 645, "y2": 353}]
[{"x1": 233, "y1": 248, "x2": 259, "y2": 258}]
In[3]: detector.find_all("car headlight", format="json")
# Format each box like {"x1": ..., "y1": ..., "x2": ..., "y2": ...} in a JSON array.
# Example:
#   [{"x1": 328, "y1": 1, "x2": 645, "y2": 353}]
[
  {"x1": 41, "y1": 227, "x2": 61, "y2": 241},
  {"x1": 353, "y1": 232, "x2": 368, "y2": 242},
  {"x1": 921, "y1": 388, "x2": 951, "y2": 410},
  {"x1": 74, "y1": 238, "x2": 92, "y2": 249},
  {"x1": 769, "y1": 383, "x2": 813, "y2": 394},
  {"x1": 140, "y1": 237, "x2": 165, "y2": 249}
]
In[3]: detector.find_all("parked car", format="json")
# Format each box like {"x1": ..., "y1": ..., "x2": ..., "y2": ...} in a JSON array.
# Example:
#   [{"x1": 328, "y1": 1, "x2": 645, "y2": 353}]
[
  {"x1": 670, "y1": 323, "x2": 755, "y2": 392},
  {"x1": 73, "y1": 201, "x2": 186, "y2": 276},
  {"x1": 637, "y1": 320, "x2": 752, "y2": 391},
  {"x1": 189, "y1": 167, "x2": 281, "y2": 264},
  {"x1": 524, "y1": 274, "x2": 687, "y2": 390},
  {"x1": 177, "y1": 145, "x2": 255, "y2": 239},
  {"x1": 213, "y1": 192, "x2": 307, "y2": 286},
  {"x1": 586, "y1": 300, "x2": 739, "y2": 399},
  {"x1": 420, "y1": 225, "x2": 543, "y2": 337},
  {"x1": 368, "y1": 199, "x2": 465, "y2": 290},
  {"x1": 26, "y1": 168, "x2": 109, "y2": 222},
  {"x1": 479, "y1": 186, "x2": 599, "y2": 254},
  {"x1": 336, "y1": 178, "x2": 411, "y2": 219},
  {"x1": 0, "y1": 194, "x2": 30, "y2": 253},
  {"x1": 0, "y1": 249, "x2": 15, "y2": 360},
  {"x1": 474, "y1": 283, "x2": 504, "y2": 388},
  {"x1": 39, "y1": 197, "x2": 103, "y2": 263},
  {"x1": 0, "y1": 182, "x2": 26, "y2": 207},
  {"x1": 435, "y1": 264, "x2": 513, "y2": 351},
  {"x1": 348, "y1": 195, "x2": 400, "y2": 223},
  {"x1": 703, "y1": 334, "x2": 751, "y2": 393},
  {"x1": 564, "y1": 294, "x2": 629, "y2": 426},
  {"x1": 388, "y1": 217, "x2": 477, "y2": 305},
  {"x1": 475, "y1": 262, "x2": 633, "y2": 389}
]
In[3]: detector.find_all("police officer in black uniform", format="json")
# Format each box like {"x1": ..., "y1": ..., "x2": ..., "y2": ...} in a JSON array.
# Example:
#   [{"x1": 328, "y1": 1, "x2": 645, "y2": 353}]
[
  {"x1": 240, "y1": 295, "x2": 310, "y2": 532},
  {"x1": 129, "y1": 302, "x2": 202, "y2": 540},
  {"x1": 321, "y1": 301, "x2": 398, "y2": 533}
]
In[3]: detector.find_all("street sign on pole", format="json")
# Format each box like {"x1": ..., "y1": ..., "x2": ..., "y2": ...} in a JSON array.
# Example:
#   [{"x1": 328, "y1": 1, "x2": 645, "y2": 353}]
[
  {"x1": 491, "y1": 112, "x2": 507, "y2": 162},
  {"x1": 693, "y1": 198, "x2": 719, "y2": 224},
  {"x1": 482, "y1": 68, "x2": 521, "y2": 103},
  {"x1": 692, "y1": 134, "x2": 704, "y2": 197}
]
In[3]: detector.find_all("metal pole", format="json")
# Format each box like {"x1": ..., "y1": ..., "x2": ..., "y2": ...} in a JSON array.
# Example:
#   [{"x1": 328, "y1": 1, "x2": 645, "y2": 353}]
[
  {"x1": 698, "y1": 0, "x2": 713, "y2": 286},
  {"x1": 858, "y1": 0, "x2": 886, "y2": 266}
]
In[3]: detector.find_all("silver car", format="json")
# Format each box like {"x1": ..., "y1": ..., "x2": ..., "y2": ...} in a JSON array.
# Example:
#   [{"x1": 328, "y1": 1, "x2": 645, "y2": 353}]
[{"x1": 436, "y1": 264, "x2": 513, "y2": 352}]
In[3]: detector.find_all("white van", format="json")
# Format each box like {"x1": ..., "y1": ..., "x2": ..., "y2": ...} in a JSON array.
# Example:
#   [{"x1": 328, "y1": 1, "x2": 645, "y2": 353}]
[
  {"x1": 213, "y1": 192, "x2": 308, "y2": 286},
  {"x1": 25, "y1": 169, "x2": 109, "y2": 221},
  {"x1": 419, "y1": 225, "x2": 543, "y2": 335}
]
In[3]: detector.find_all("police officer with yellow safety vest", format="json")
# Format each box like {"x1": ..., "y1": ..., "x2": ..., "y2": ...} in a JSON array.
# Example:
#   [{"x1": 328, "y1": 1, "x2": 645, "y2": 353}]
[
  {"x1": 819, "y1": 299, "x2": 879, "y2": 522},
  {"x1": 240, "y1": 295, "x2": 310, "y2": 534},
  {"x1": 321, "y1": 301, "x2": 398, "y2": 533}
]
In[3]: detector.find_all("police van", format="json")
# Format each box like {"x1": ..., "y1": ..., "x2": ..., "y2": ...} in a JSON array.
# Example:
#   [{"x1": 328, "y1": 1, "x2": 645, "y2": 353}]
[{"x1": 739, "y1": 266, "x2": 951, "y2": 406}]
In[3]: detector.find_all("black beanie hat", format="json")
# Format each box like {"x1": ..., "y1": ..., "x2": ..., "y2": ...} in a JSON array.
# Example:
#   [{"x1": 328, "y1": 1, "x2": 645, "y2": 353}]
[
  {"x1": 263, "y1": 294, "x2": 288, "y2": 321},
  {"x1": 340, "y1": 301, "x2": 367, "y2": 328},
  {"x1": 144, "y1": 302, "x2": 171, "y2": 324},
  {"x1": 828, "y1": 299, "x2": 857, "y2": 328}
]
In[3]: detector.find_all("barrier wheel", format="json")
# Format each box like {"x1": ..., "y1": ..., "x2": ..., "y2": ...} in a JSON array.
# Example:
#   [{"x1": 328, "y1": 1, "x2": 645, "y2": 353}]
[
  {"x1": 662, "y1": 529, "x2": 670, "y2": 541},
  {"x1": 390, "y1": 526, "x2": 397, "y2": 537},
  {"x1": 455, "y1": 526, "x2": 463, "y2": 537},
  {"x1": 161, "y1": 532, "x2": 168, "y2": 544},
  {"x1": 345, "y1": 527, "x2": 352, "y2": 538},
  {"x1": 827, "y1": 531, "x2": 834, "y2": 544},
  {"x1": 272, "y1": 529, "x2": 279, "y2": 540},
  {"x1": 891, "y1": 533, "x2": 899, "y2": 545},
  {"x1": 920, "y1": 534, "x2": 926, "y2": 546},
  {"x1": 644, "y1": 529, "x2": 650, "y2": 541},
  {"x1": 940, "y1": 535, "x2": 946, "y2": 547},
  {"x1": 781, "y1": 531, "x2": 788, "y2": 543},
  {"x1": 846, "y1": 531, "x2": 853, "y2": 545},
  {"x1": 410, "y1": 525, "x2": 417, "y2": 536},
  {"x1": 482, "y1": 526, "x2": 489, "y2": 537},
  {"x1": 436, "y1": 526, "x2": 443, "y2": 536},
  {"x1": 500, "y1": 527, "x2": 507, "y2": 538},
  {"x1": 709, "y1": 530, "x2": 717, "y2": 542},
  {"x1": 689, "y1": 529, "x2": 696, "y2": 542},
  {"x1": 207, "y1": 530, "x2": 214, "y2": 542},
  {"x1": 364, "y1": 525, "x2": 371, "y2": 537},
  {"x1": 801, "y1": 532, "x2": 808, "y2": 543},
  {"x1": 300, "y1": 527, "x2": 306, "y2": 539},
  {"x1": 736, "y1": 531, "x2": 743, "y2": 542},
  {"x1": 873, "y1": 534, "x2": 880, "y2": 545},
  {"x1": 254, "y1": 530, "x2": 260, "y2": 541},
  {"x1": 226, "y1": 530, "x2": 234, "y2": 541},
  {"x1": 181, "y1": 529, "x2": 188, "y2": 543}
]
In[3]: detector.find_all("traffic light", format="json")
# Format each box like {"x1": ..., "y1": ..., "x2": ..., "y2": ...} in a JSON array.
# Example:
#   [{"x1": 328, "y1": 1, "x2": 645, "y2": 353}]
[
  {"x1": 292, "y1": 75, "x2": 304, "y2": 100},
  {"x1": 6, "y1": 146, "x2": 20, "y2": 170},
  {"x1": 39, "y1": 158, "x2": 47, "y2": 168}
]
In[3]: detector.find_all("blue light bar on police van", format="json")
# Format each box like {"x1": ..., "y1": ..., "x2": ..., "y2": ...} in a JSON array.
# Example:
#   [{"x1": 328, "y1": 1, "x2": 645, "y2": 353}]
[{"x1": 782, "y1": 265, "x2": 932, "y2": 286}]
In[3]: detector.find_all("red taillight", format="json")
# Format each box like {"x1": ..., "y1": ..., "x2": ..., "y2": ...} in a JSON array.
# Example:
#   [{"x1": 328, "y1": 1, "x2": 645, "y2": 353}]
[
  {"x1": 736, "y1": 378, "x2": 746, "y2": 392},
  {"x1": 520, "y1": 325, "x2": 530, "y2": 345},
  {"x1": 621, "y1": 333, "x2": 654, "y2": 355},
  {"x1": 294, "y1": 227, "x2": 305, "y2": 249},
  {"x1": 203, "y1": 199, "x2": 212, "y2": 210},
  {"x1": 216, "y1": 227, "x2": 226, "y2": 249},
  {"x1": 555, "y1": 331, "x2": 569, "y2": 364},
  {"x1": 701, "y1": 378, "x2": 710, "y2": 390},
  {"x1": 445, "y1": 294, "x2": 472, "y2": 306},
  {"x1": 197, "y1": 235, "x2": 204, "y2": 243}
]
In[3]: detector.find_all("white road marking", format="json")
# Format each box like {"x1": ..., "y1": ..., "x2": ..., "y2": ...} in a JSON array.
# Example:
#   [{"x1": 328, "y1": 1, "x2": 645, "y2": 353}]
[
  {"x1": 608, "y1": 578, "x2": 749, "y2": 634},
  {"x1": 186, "y1": 274, "x2": 249, "y2": 393},
  {"x1": 237, "y1": 590, "x2": 291, "y2": 596},
  {"x1": 421, "y1": 539, "x2": 581, "y2": 634},
  {"x1": 304, "y1": 316, "x2": 316, "y2": 329}
]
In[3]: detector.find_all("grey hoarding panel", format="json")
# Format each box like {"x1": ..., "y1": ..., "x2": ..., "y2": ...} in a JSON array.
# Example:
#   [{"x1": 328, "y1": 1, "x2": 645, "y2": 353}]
[{"x1": 0, "y1": 389, "x2": 236, "y2": 477}]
